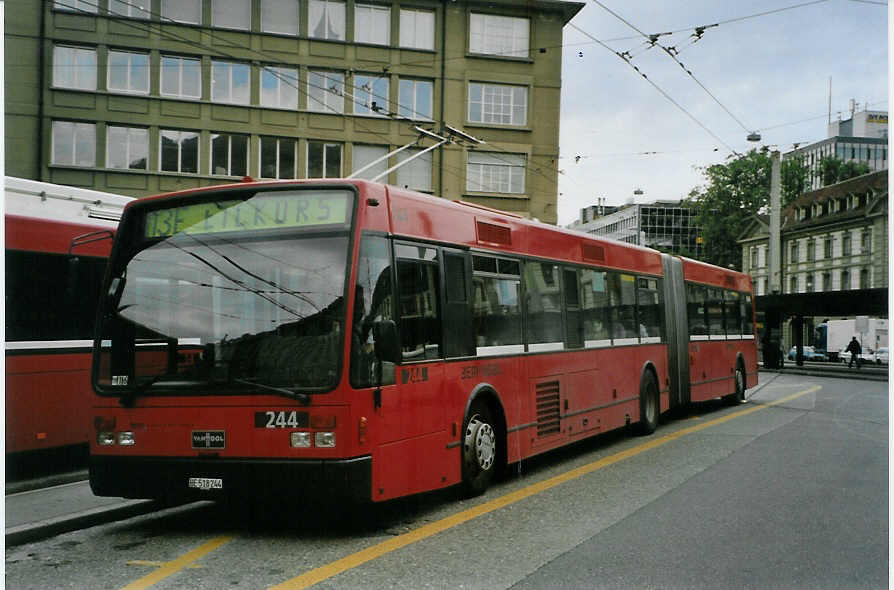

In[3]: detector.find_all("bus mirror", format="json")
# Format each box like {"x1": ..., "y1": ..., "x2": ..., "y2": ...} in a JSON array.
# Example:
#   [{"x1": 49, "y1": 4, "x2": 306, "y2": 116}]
[{"x1": 373, "y1": 320, "x2": 399, "y2": 363}]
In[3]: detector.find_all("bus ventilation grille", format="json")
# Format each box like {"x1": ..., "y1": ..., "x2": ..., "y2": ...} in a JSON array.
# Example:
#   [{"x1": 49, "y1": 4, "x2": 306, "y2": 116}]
[
  {"x1": 535, "y1": 381, "x2": 561, "y2": 437},
  {"x1": 476, "y1": 221, "x2": 511, "y2": 245},
  {"x1": 581, "y1": 243, "x2": 605, "y2": 262}
]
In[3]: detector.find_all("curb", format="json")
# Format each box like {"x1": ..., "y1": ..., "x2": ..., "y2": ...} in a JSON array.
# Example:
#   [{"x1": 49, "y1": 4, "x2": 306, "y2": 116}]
[
  {"x1": 5, "y1": 499, "x2": 168, "y2": 547},
  {"x1": 5, "y1": 470, "x2": 89, "y2": 495},
  {"x1": 759, "y1": 367, "x2": 888, "y2": 382}
]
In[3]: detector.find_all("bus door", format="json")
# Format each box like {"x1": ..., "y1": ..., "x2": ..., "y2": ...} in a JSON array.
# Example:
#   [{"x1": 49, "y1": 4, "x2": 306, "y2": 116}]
[{"x1": 661, "y1": 255, "x2": 690, "y2": 407}]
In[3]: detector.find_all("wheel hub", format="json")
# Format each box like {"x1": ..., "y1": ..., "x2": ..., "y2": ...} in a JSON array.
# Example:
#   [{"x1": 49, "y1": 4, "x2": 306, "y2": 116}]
[{"x1": 464, "y1": 417, "x2": 495, "y2": 471}]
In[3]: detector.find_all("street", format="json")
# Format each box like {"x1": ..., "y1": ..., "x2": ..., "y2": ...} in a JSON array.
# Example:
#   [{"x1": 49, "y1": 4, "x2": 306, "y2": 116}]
[{"x1": 5, "y1": 372, "x2": 887, "y2": 589}]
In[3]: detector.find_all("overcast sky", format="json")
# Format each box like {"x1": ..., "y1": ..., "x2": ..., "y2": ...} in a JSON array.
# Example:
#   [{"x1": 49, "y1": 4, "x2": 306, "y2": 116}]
[{"x1": 555, "y1": 0, "x2": 888, "y2": 225}]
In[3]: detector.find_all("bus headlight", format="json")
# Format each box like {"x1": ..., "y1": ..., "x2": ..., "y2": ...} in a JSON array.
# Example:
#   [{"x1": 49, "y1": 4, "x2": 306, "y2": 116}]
[
  {"x1": 97, "y1": 432, "x2": 115, "y2": 446},
  {"x1": 117, "y1": 431, "x2": 136, "y2": 446},
  {"x1": 315, "y1": 432, "x2": 336, "y2": 448},
  {"x1": 290, "y1": 432, "x2": 311, "y2": 448}
]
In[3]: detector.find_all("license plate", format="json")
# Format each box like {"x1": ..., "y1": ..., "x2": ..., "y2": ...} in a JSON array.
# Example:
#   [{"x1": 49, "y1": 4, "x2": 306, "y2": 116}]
[{"x1": 188, "y1": 477, "x2": 223, "y2": 490}]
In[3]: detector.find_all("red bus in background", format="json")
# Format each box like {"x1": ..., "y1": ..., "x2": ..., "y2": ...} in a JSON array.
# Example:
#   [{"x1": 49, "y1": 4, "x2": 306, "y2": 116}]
[
  {"x1": 89, "y1": 179, "x2": 756, "y2": 503},
  {"x1": 5, "y1": 177, "x2": 132, "y2": 457}
]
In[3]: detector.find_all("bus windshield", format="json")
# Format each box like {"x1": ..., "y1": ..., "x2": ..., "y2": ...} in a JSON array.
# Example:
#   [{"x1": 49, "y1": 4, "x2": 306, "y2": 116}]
[{"x1": 96, "y1": 189, "x2": 353, "y2": 396}]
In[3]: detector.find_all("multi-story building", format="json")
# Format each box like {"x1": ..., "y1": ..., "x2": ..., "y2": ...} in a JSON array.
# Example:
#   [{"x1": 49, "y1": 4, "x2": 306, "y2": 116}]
[
  {"x1": 784, "y1": 108, "x2": 888, "y2": 191},
  {"x1": 5, "y1": 0, "x2": 583, "y2": 223},
  {"x1": 569, "y1": 199, "x2": 704, "y2": 258},
  {"x1": 739, "y1": 169, "x2": 888, "y2": 296}
]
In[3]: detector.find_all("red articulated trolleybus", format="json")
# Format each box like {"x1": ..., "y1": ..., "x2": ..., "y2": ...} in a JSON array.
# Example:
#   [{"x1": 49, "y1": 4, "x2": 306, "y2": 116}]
[
  {"x1": 89, "y1": 179, "x2": 756, "y2": 502},
  {"x1": 6, "y1": 177, "x2": 132, "y2": 456}
]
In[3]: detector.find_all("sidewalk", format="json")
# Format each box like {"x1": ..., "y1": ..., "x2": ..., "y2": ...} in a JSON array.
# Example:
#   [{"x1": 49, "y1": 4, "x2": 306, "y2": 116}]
[{"x1": 5, "y1": 477, "x2": 166, "y2": 546}]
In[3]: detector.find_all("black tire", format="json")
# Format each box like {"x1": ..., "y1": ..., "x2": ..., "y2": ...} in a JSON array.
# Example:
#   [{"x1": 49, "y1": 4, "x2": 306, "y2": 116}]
[
  {"x1": 637, "y1": 372, "x2": 659, "y2": 435},
  {"x1": 461, "y1": 402, "x2": 497, "y2": 497},
  {"x1": 724, "y1": 362, "x2": 746, "y2": 405}
]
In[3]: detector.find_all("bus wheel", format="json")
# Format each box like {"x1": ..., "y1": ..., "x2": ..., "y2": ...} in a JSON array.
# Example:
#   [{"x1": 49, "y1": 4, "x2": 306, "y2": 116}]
[
  {"x1": 637, "y1": 373, "x2": 659, "y2": 435},
  {"x1": 461, "y1": 402, "x2": 497, "y2": 496},
  {"x1": 725, "y1": 363, "x2": 746, "y2": 405}
]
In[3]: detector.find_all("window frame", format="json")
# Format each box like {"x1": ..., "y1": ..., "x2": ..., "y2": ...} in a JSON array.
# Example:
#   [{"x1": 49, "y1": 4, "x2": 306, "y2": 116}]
[
  {"x1": 260, "y1": 65, "x2": 299, "y2": 109},
  {"x1": 352, "y1": 74, "x2": 390, "y2": 117},
  {"x1": 308, "y1": 0, "x2": 346, "y2": 41},
  {"x1": 108, "y1": 0, "x2": 151, "y2": 19},
  {"x1": 468, "y1": 81, "x2": 528, "y2": 126},
  {"x1": 52, "y1": 45, "x2": 97, "y2": 91},
  {"x1": 259, "y1": 135, "x2": 297, "y2": 179},
  {"x1": 159, "y1": 128, "x2": 200, "y2": 174},
  {"x1": 469, "y1": 12, "x2": 530, "y2": 58},
  {"x1": 106, "y1": 125, "x2": 149, "y2": 171},
  {"x1": 398, "y1": 78, "x2": 433, "y2": 120},
  {"x1": 51, "y1": 121, "x2": 96, "y2": 167},
  {"x1": 260, "y1": 0, "x2": 300, "y2": 35},
  {"x1": 211, "y1": 60, "x2": 251, "y2": 105},
  {"x1": 307, "y1": 141, "x2": 343, "y2": 178},
  {"x1": 161, "y1": 0, "x2": 202, "y2": 24},
  {"x1": 160, "y1": 54, "x2": 202, "y2": 99},
  {"x1": 107, "y1": 49, "x2": 150, "y2": 95},
  {"x1": 209, "y1": 132, "x2": 249, "y2": 177},
  {"x1": 307, "y1": 70, "x2": 345, "y2": 113},
  {"x1": 211, "y1": 0, "x2": 252, "y2": 31},
  {"x1": 466, "y1": 151, "x2": 526, "y2": 194},
  {"x1": 399, "y1": 8, "x2": 435, "y2": 50},
  {"x1": 354, "y1": 3, "x2": 391, "y2": 46}
]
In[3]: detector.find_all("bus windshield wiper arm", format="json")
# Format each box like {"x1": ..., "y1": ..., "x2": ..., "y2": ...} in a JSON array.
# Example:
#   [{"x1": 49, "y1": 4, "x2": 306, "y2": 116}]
[{"x1": 231, "y1": 378, "x2": 310, "y2": 405}]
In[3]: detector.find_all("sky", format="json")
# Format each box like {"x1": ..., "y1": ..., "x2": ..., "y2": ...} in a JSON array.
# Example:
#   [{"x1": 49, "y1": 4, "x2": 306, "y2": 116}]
[{"x1": 555, "y1": 0, "x2": 889, "y2": 225}]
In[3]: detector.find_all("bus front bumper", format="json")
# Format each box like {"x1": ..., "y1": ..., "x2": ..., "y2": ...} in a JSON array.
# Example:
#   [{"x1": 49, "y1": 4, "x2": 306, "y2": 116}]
[{"x1": 89, "y1": 454, "x2": 372, "y2": 502}]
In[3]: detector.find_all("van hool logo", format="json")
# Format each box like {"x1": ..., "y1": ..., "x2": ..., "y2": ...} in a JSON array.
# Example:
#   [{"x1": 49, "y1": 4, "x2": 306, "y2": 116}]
[{"x1": 191, "y1": 430, "x2": 225, "y2": 449}]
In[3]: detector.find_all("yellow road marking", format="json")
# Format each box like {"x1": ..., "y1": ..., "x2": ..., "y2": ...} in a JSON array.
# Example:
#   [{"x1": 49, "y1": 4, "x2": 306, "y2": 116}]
[
  {"x1": 120, "y1": 536, "x2": 233, "y2": 590},
  {"x1": 271, "y1": 386, "x2": 821, "y2": 590},
  {"x1": 126, "y1": 560, "x2": 203, "y2": 569}
]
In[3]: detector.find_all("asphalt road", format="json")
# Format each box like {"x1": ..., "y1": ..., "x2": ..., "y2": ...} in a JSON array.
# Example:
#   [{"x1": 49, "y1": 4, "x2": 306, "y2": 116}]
[{"x1": 5, "y1": 373, "x2": 887, "y2": 589}]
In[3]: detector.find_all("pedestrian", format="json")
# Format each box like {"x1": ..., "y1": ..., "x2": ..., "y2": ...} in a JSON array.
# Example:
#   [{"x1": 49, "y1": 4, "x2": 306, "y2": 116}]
[{"x1": 845, "y1": 336, "x2": 862, "y2": 369}]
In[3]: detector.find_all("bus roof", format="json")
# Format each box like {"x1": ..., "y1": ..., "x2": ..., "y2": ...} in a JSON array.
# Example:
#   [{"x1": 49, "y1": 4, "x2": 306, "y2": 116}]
[{"x1": 5, "y1": 176, "x2": 134, "y2": 228}]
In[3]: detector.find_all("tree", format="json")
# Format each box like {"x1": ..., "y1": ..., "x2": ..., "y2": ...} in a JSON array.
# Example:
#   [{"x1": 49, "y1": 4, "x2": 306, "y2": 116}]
[
  {"x1": 684, "y1": 149, "x2": 808, "y2": 270},
  {"x1": 819, "y1": 156, "x2": 870, "y2": 186}
]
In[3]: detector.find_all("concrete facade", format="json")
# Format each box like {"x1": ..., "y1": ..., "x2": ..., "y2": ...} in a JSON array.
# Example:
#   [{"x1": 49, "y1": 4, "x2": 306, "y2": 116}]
[{"x1": 5, "y1": 0, "x2": 583, "y2": 223}]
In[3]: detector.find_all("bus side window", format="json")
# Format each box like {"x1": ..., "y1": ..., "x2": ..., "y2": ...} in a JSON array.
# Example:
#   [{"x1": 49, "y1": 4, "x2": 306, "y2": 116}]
[
  {"x1": 525, "y1": 261, "x2": 563, "y2": 348},
  {"x1": 471, "y1": 255, "x2": 522, "y2": 355},
  {"x1": 686, "y1": 283, "x2": 708, "y2": 336},
  {"x1": 637, "y1": 277, "x2": 664, "y2": 342},
  {"x1": 350, "y1": 236, "x2": 395, "y2": 388},
  {"x1": 609, "y1": 273, "x2": 638, "y2": 341},
  {"x1": 579, "y1": 268, "x2": 611, "y2": 347},
  {"x1": 564, "y1": 268, "x2": 582, "y2": 349},
  {"x1": 395, "y1": 245, "x2": 441, "y2": 361},
  {"x1": 724, "y1": 290, "x2": 741, "y2": 336},
  {"x1": 742, "y1": 294, "x2": 755, "y2": 336},
  {"x1": 706, "y1": 288, "x2": 724, "y2": 337}
]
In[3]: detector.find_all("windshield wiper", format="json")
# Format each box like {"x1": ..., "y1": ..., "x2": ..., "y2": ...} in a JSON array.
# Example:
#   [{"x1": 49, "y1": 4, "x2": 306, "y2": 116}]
[{"x1": 230, "y1": 378, "x2": 310, "y2": 405}]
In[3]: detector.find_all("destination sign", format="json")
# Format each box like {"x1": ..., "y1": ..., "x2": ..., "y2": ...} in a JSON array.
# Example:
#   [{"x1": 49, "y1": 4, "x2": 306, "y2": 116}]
[{"x1": 144, "y1": 190, "x2": 352, "y2": 238}]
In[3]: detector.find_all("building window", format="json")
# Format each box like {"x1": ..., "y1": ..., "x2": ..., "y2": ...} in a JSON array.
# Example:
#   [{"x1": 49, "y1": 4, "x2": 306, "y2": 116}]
[
  {"x1": 260, "y1": 136, "x2": 296, "y2": 179},
  {"x1": 822, "y1": 272, "x2": 831, "y2": 291},
  {"x1": 466, "y1": 152, "x2": 525, "y2": 194},
  {"x1": 352, "y1": 144, "x2": 389, "y2": 181},
  {"x1": 162, "y1": 0, "x2": 201, "y2": 24},
  {"x1": 309, "y1": 0, "x2": 346, "y2": 40},
  {"x1": 806, "y1": 239, "x2": 815, "y2": 262},
  {"x1": 396, "y1": 148, "x2": 432, "y2": 191},
  {"x1": 824, "y1": 236, "x2": 833, "y2": 258},
  {"x1": 307, "y1": 141, "x2": 342, "y2": 178},
  {"x1": 161, "y1": 55, "x2": 201, "y2": 99},
  {"x1": 789, "y1": 241, "x2": 799, "y2": 263},
  {"x1": 108, "y1": 50, "x2": 150, "y2": 94},
  {"x1": 860, "y1": 268, "x2": 869, "y2": 289},
  {"x1": 261, "y1": 0, "x2": 299, "y2": 35},
  {"x1": 52, "y1": 121, "x2": 95, "y2": 167},
  {"x1": 861, "y1": 229, "x2": 871, "y2": 252},
  {"x1": 842, "y1": 232, "x2": 852, "y2": 256},
  {"x1": 355, "y1": 4, "x2": 390, "y2": 45},
  {"x1": 789, "y1": 275, "x2": 798, "y2": 294},
  {"x1": 211, "y1": 60, "x2": 251, "y2": 105},
  {"x1": 210, "y1": 133, "x2": 249, "y2": 177},
  {"x1": 806, "y1": 273, "x2": 814, "y2": 293},
  {"x1": 54, "y1": 0, "x2": 97, "y2": 13},
  {"x1": 468, "y1": 82, "x2": 527, "y2": 126},
  {"x1": 353, "y1": 74, "x2": 389, "y2": 116},
  {"x1": 108, "y1": 0, "x2": 151, "y2": 18},
  {"x1": 160, "y1": 129, "x2": 199, "y2": 173},
  {"x1": 398, "y1": 79, "x2": 433, "y2": 120},
  {"x1": 750, "y1": 247, "x2": 758, "y2": 269},
  {"x1": 307, "y1": 70, "x2": 344, "y2": 113},
  {"x1": 399, "y1": 8, "x2": 434, "y2": 50},
  {"x1": 260, "y1": 66, "x2": 299, "y2": 109},
  {"x1": 106, "y1": 126, "x2": 148, "y2": 170},
  {"x1": 53, "y1": 45, "x2": 97, "y2": 90},
  {"x1": 212, "y1": 0, "x2": 251, "y2": 30},
  {"x1": 840, "y1": 269, "x2": 850, "y2": 290},
  {"x1": 469, "y1": 13, "x2": 529, "y2": 58}
]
